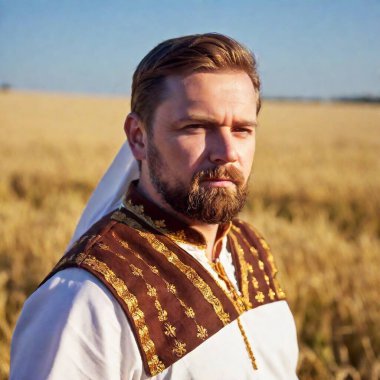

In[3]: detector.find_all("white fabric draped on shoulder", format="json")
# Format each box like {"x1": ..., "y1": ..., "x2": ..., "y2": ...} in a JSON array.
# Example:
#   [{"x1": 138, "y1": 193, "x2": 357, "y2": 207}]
[{"x1": 67, "y1": 141, "x2": 139, "y2": 249}]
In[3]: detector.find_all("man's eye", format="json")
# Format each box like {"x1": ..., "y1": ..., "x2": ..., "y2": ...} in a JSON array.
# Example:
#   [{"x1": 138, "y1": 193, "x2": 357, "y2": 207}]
[
  {"x1": 233, "y1": 127, "x2": 253, "y2": 135},
  {"x1": 184, "y1": 124, "x2": 206, "y2": 132},
  {"x1": 187, "y1": 124, "x2": 204, "y2": 129}
]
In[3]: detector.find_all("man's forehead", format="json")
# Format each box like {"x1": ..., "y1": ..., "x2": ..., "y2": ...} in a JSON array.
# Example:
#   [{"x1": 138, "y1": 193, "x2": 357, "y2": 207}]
[
  {"x1": 163, "y1": 70, "x2": 256, "y2": 94},
  {"x1": 161, "y1": 71, "x2": 257, "y2": 109}
]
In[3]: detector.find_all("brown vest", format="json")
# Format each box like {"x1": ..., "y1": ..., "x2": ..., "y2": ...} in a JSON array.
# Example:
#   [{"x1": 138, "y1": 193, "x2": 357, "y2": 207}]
[{"x1": 40, "y1": 188, "x2": 286, "y2": 377}]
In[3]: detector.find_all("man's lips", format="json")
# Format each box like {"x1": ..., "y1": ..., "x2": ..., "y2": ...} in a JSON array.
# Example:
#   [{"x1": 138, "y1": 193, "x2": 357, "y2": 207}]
[{"x1": 200, "y1": 178, "x2": 236, "y2": 186}]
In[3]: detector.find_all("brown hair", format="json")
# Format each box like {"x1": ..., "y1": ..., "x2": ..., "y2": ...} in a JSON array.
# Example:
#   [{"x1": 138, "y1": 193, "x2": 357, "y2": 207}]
[{"x1": 131, "y1": 33, "x2": 261, "y2": 132}]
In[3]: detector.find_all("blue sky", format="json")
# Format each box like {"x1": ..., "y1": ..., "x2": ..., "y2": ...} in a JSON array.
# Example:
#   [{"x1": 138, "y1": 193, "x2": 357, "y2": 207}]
[{"x1": 1, "y1": 0, "x2": 379, "y2": 98}]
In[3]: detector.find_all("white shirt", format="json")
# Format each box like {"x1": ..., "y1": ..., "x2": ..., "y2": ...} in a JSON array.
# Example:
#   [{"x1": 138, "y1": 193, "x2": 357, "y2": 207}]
[{"x1": 10, "y1": 238, "x2": 299, "y2": 380}]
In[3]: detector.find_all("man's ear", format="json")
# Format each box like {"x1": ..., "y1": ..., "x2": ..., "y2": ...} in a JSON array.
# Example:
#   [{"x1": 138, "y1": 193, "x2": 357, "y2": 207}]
[{"x1": 124, "y1": 112, "x2": 147, "y2": 161}]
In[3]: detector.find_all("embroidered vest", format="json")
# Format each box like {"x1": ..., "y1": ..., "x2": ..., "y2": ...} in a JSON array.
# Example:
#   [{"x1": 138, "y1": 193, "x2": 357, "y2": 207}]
[{"x1": 40, "y1": 192, "x2": 286, "y2": 377}]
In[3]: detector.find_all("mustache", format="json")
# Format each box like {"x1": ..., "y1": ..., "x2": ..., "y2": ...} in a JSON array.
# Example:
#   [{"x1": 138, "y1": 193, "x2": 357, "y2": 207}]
[{"x1": 193, "y1": 166, "x2": 245, "y2": 185}]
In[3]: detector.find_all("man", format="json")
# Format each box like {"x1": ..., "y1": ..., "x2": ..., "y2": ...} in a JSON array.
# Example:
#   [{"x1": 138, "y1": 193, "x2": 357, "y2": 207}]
[{"x1": 10, "y1": 33, "x2": 299, "y2": 379}]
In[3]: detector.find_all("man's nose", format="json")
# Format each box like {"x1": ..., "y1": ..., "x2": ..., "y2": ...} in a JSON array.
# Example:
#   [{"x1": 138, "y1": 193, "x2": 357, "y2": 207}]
[{"x1": 208, "y1": 128, "x2": 238, "y2": 165}]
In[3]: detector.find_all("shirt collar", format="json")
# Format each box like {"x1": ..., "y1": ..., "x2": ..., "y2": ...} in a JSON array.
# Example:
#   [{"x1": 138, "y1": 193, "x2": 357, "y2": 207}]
[{"x1": 122, "y1": 181, "x2": 231, "y2": 252}]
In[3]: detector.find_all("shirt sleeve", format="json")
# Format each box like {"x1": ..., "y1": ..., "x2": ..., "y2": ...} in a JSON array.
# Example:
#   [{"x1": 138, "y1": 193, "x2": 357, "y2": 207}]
[{"x1": 10, "y1": 268, "x2": 145, "y2": 380}]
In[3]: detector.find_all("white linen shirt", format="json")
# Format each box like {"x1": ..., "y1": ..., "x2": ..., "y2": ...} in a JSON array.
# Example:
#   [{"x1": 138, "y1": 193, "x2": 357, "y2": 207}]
[{"x1": 10, "y1": 237, "x2": 299, "y2": 380}]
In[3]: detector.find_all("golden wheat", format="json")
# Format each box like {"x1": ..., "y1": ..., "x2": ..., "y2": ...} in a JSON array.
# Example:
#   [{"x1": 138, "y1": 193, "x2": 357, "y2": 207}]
[{"x1": 1, "y1": 92, "x2": 379, "y2": 380}]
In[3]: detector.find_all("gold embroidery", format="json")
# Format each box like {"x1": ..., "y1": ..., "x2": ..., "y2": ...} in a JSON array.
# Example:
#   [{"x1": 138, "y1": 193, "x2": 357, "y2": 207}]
[
  {"x1": 123, "y1": 200, "x2": 206, "y2": 250},
  {"x1": 237, "y1": 317, "x2": 258, "y2": 371},
  {"x1": 130, "y1": 264, "x2": 143, "y2": 277},
  {"x1": 172, "y1": 340, "x2": 187, "y2": 357},
  {"x1": 146, "y1": 284, "x2": 157, "y2": 297},
  {"x1": 229, "y1": 232, "x2": 252, "y2": 309},
  {"x1": 184, "y1": 306, "x2": 195, "y2": 319},
  {"x1": 125, "y1": 200, "x2": 166, "y2": 230},
  {"x1": 166, "y1": 283, "x2": 177, "y2": 294},
  {"x1": 135, "y1": 269, "x2": 169, "y2": 323},
  {"x1": 149, "y1": 265, "x2": 159, "y2": 275},
  {"x1": 251, "y1": 227, "x2": 287, "y2": 300},
  {"x1": 136, "y1": 229, "x2": 231, "y2": 325},
  {"x1": 196, "y1": 325, "x2": 208, "y2": 340},
  {"x1": 255, "y1": 291, "x2": 265, "y2": 303},
  {"x1": 268, "y1": 289, "x2": 276, "y2": 300},
  {"x1": 232, "y1": 224, "x2": 279, "y2": 301},
  {"x1": 249, "y1": 246, "x2": 259, "y2": 257},
  {"x1": 274, "y1": 278, "x2": 286, "y2": 299},
  {"x1": 155, "y1": 301, "x2": 168, "y2": 322},
  {"x1": 111, "y1": 210, "x2": 143, "y2": 229},
  {"x1": 97, "y1": 242, "x2": 111, "y2": 251},
  {"x1": 111, "y1": 231, "x2": 130, "y2": 249},
  {"x1": 75, "y1": 254, "x2": 165, "y2": 375},
  {"x1": 124, "y1": 239, "x2": 209, "y2": 341},
  {"x1": 164, "y1": 323, "x2": 176, "y2": 338},
  {"x1": 249, "y1": 226, "x2": 278, "y2": 276},
  {"x1": 96, "y1": 240, "x2": 126, "y2": 261}
]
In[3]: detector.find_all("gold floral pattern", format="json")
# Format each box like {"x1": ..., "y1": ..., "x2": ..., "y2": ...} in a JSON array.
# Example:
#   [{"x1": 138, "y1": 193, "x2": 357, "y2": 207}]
[
  {"x1": 146, "y1": 284, "x2": 157, "y2": 297},
  {"x1": 196, "y1": 325, "x2": 208, "y2": 340},
  {"x1": 156, "y1": 301, "x2": 168, "y2": 322},
  {"x1": 255, "y1": 291, "x2": 265, "y2": 303},
  {"x1": 129, "y1": 264, "x2": 170, "y2": 324},
  {"x1": 166, "y1": 283, "x2": 177, "y2": 294},
  {"x1": 74, "y1": 253, "x2": 165, "y2": 375},
  {"x1": 172, "y1": 340, "x2": 187, "y2": 357},
  {"x1": 232, "y1": 224, "x2": 281, "y2": 301},
  {"x1": 164, "y1": 323, "x2": 176, "y2": 338},
  {"x1": 117, "y1": 235, "x2": 210, "y2": 343},
  {"x1": 250, "y1": 226, "x2": 287, "y2": 300},
  {"x1": 135, "y1": 229, "x2": 231, "y2": 325},
  {"x1": 130, "y1": 264, "x2": 143, "y2": 277}
]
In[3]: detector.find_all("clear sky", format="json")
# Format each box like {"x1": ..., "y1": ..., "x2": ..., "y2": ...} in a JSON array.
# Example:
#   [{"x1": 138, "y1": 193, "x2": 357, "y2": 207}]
[{"x1": 1, "y1": 0, "x2": 379, "y2": 98}]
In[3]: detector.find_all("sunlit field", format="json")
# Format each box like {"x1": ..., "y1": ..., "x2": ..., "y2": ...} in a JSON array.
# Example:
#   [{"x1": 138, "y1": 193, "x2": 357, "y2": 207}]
[{"x1": 1, "y1": 91, "x2": 379, "y2": 379}]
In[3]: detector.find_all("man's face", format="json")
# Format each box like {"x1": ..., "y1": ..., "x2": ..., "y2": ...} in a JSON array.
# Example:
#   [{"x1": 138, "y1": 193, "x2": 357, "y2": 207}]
[{"x1": 143, "y1": 70, "x2": 258, "y2": 224}]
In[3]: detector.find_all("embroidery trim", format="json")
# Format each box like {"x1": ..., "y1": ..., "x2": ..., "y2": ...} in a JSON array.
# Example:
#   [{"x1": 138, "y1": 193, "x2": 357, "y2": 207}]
[
  {"x1": 229, "y1": 231, "x2": 253, "y2": 309},
  {"x1": 75, "y1": 252, "x2": 165, "y2": 376},
  {"x1": 237, "y1": 317, "x2": 258, "y2": 371},
  {"x1": 134, "y1": 229, "x2": 231, "y2": 326},
  {"x1": 231, "y1": 225, "x2": 283, "y2": 301},
  {"x1": 110, "y1": 220, "x2": 211, "y2": 344},
  {"x1": 246, "y1": 226, "x2": 287, "y2": 299},
  {"x1": 123, "y1": 200, "x2": 207, "y2": 250}
]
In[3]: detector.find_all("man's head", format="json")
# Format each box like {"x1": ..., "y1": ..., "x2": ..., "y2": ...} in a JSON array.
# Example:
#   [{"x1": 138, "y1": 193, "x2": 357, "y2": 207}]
[
  {"x1": 125, "y1": 33, "x2": 260, "y2": 224},
  {"x1": 131, "y1": 33, "x2": 261, "y2": 133}
]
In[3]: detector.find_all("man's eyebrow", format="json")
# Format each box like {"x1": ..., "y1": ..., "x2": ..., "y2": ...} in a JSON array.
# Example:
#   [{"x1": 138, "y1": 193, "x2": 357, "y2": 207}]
[{"x1": 174, "y1": 115, "x2": 258, "y2": 127}]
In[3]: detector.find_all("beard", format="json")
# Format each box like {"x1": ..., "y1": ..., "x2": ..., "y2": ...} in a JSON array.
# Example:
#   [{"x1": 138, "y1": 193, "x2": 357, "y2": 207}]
[{"x1": 147, "y1": 142, "x2": 248, "y2": 224}]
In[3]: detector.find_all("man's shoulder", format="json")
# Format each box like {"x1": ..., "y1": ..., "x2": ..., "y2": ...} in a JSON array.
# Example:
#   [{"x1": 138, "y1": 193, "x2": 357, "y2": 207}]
[
  {"x1": 64, "y1": 208, "x2": 142, "y2": 260},
  {"x1": 39, "y1": 209, "x2": 139, "y2": 287}
]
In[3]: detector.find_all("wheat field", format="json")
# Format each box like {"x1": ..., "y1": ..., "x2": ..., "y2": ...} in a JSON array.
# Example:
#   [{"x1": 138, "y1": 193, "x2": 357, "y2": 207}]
[{"x1": 0, "y1": 91, "x2": 379, "y2": 379}]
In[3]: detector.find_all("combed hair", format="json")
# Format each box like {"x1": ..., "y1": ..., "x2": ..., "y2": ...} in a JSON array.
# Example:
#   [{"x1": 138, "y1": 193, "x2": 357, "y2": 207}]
[{"x1": 131, "y1": 33, "x2": 261, "y2": 131}]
